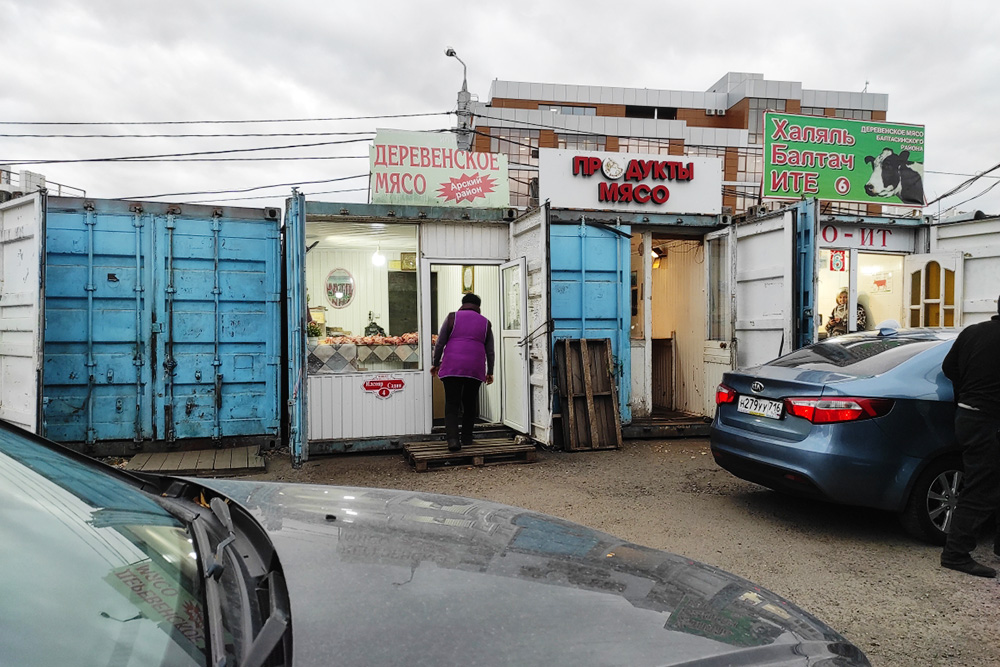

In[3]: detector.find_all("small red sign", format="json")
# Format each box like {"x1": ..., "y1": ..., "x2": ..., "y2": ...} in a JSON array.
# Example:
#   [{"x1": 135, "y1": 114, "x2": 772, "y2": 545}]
[
  {"x1": 830, "y1": 249, "x2": 847, "y2": 271},
  {"x1": 362, "y1": 375, "x2": 405, "y2": 399}
]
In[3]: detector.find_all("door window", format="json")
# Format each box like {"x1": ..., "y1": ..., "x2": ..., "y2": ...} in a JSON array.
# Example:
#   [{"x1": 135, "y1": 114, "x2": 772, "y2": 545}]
[
  {"x1": 707, "y1": 235, "x2": 730, "y2": 340},
  {"x1": 908, "y1": 260, "x2": 957, "y2": 327}
]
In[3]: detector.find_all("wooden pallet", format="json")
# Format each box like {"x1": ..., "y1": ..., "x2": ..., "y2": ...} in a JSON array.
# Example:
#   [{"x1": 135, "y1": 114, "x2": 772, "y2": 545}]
[
  {"x1": 124, "y1": 445, "x2": 265, "y2": 476},
  {"x1": 403, "y1": 438, "x2": 537, "y2": 472},
  {"x1": 554, "y1": 338, "x2": 623, "y2": 451}
]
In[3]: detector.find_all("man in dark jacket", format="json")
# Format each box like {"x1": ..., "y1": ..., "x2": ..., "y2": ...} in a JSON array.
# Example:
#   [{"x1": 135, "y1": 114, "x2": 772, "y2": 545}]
[
  {"x1": 940, "y1": 298, "x2": 1000, "y2": 578},
  {"x1": 431, "y1": 293, "x2": 495, "y2": 452}
]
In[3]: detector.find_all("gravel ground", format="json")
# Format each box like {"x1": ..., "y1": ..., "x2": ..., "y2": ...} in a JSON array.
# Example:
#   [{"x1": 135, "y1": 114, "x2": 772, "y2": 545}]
[{"x1": 235, "y1": 438, "x2": 1000, "y2": 667}]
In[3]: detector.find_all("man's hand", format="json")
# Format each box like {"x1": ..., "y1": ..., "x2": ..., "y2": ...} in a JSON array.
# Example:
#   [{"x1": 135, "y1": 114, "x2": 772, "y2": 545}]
[
  {"x1": 485, "y1": 374, "x2": 494, "y2": 385},
  {"x1": 430, "y1": 366, "x2": 439, "y2": 378}
]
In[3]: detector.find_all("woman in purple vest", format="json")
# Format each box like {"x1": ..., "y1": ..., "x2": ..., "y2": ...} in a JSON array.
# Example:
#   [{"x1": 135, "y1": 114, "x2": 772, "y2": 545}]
[{"x1": 431, "y1": 293, "x2": 495, "y2": 451}]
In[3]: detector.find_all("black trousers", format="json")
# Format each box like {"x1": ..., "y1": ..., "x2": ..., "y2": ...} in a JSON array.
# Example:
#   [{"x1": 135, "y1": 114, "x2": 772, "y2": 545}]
[
  {"x1": 442, "y1": 376, "x2": 482, "y2": 445},
  {"x1": 942, "y1": 408, "x2": 1000, "y2": 562}
]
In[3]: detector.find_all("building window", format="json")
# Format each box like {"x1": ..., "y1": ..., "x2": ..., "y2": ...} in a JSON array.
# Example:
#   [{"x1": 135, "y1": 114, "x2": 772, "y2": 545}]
[
  {"x1": 557, "y1": 133, "x2": 606, "y2": 151},
  {"x1": 489, "y1": 128, "x2": 539, "y2": 207},
  {"x1": 618, "y1": 138, "x2": 672, "y2": 154},
  {"x1": 835, "y1": 109, "x2": 873, "y2": 120},
  {"x1": 748, "y1": 98, "x2": 786, "y2": 144},
  {"x1": 800, "y1": 107, "x2": 825, "y2": 116},
  {"x1": 304, "y1": 222, "x2": 421, "y2": 374},
  {"x1": 625, "y1": 106, "x2": 677, "y2": 120},
  {"x1": 539, "y1": 104, "x2": 596, "y2": 116}
]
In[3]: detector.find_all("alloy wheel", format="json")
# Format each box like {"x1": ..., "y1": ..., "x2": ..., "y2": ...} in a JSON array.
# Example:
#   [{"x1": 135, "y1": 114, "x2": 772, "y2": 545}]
[{"x1": 926, "y1": 469, "x2": 962, "y2": 534}]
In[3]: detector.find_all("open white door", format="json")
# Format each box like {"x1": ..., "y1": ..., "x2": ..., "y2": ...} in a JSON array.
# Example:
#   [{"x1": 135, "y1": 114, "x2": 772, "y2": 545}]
[
  {"x1": 0, "y1": 193, "x2": 44, "y2": 432},
  {"x1": 500, "y1": 258, "x2": 529, "y2": 433},
  {"x1": 703, "y1": 225, "x2": 736, "y2": 417}
]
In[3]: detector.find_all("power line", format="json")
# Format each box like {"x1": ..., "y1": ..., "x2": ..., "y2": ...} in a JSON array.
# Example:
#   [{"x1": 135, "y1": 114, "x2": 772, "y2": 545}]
[
  {"x1": 0, "y1": 111, "x2": 453, "y2": 126},
  {"x1": 104, "y1": 155, "x2": 369, "y2": 162},
  {"x1": 178, "y1": 186, "x2": 369, "y2": 205},
  {"x1": 1, "y1": 131, "x2": 378, "y2": 138},
  {"x1": 2, "y1": 137, "x2": 377, "y2": 165},
  {"x1": 117, "y1": 174, "x2": 368, "y2": 200}
]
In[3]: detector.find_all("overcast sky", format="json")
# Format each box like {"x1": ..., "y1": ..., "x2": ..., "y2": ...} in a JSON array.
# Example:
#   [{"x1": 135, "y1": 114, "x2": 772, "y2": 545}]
[{"x1": 2, "y1": 0, "x2": 998, "y2": 217}]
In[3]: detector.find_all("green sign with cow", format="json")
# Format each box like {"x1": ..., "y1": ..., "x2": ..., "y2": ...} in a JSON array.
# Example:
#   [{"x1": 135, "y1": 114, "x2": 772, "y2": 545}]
[{"x1": 762, "y1": 112, "x2": 925, "y2": 207}]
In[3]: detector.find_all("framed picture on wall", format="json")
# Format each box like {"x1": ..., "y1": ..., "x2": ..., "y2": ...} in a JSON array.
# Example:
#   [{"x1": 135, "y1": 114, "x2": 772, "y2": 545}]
[{"x1": 461, "y1": 266, "x2": 475, "y2": 294}]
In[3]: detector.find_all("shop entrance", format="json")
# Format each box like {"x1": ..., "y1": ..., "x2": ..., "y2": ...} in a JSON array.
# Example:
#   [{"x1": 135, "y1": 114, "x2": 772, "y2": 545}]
[
  {"x1": 629, "y1": 228, "x2": 713, "y2": 420},
  {"x1": 429, "y1": 263, "x2": 502, "y2": 428}
]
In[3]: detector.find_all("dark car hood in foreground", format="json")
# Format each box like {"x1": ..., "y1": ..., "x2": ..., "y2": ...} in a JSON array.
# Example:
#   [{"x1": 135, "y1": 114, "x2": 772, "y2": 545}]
[{"x1": 197, "y1": 478, "x2": 867, "y2": 666}]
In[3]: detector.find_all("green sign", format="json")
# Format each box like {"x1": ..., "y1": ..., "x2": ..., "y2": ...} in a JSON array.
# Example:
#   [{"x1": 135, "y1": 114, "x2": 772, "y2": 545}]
[{"x1": 762, "y1": 113, "x2": 925, "y2": 207}]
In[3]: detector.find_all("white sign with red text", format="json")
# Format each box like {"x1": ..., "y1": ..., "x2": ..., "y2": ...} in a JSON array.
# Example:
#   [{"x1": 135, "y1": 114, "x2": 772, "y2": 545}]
[
  {"x1": 362, "y1": 374, "x2": 405, "y2": 399},
  {"x1": 538, "y1": 149, "x2": 722, "y2": 215},
  {"x1": 817, "y1": 224, "x2": 915, "y2": 252},
  {"x1": 369, "y1": 129, "x2": 510, "y2": 207}
]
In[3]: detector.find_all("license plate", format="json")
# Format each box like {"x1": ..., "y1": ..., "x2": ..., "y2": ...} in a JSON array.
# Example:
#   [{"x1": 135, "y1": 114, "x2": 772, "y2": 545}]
[{"x1": 737, "y1": 395, "x2": 783, "y2": 419}]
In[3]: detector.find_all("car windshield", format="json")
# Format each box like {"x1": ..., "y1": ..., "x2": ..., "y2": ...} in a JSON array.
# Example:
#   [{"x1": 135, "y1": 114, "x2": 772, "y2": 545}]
[
  {"x1": 767, "y1": 335, "x2": 944, "y2": 377},
  {"x1": 0, "y1": 427, "x2": 208, "y2": 667}
]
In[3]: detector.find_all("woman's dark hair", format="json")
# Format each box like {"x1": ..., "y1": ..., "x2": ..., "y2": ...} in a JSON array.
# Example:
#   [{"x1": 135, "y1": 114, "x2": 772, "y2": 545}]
[{"x1": 462, "y1": 293, "x2": 481, "y2": 306}]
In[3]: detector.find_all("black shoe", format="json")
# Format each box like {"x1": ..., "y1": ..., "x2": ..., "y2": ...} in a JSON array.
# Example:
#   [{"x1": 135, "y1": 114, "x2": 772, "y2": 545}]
[
  {"x1": 941, "y1": 558, "x2": 997, "y2": 578},
  {"x1": 447, "y1": 439, "x2": 462, "y2": 452}
]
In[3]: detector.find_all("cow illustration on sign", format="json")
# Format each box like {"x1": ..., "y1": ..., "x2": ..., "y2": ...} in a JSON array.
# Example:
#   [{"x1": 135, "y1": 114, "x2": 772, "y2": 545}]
[{"x1": 864, "y1": 148, "x2": 925, "y2": 206}]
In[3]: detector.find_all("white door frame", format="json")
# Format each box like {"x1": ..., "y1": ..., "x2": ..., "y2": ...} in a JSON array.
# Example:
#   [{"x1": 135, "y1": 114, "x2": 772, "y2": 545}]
[{"x1": 421, "y1": 258, "x2": 505, "y2": 433}]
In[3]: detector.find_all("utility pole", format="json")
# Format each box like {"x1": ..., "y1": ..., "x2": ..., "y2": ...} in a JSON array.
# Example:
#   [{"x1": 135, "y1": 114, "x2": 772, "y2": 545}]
[{"x1": 445, "y1": 47, "x2": 473, "y2": 151}]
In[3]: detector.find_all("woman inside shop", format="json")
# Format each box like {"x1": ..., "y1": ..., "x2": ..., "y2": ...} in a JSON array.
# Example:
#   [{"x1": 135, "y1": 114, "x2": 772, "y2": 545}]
[
  {"x1": 430, "y1": 293, "x2": 495, "y2": 451},
  {"x1": 826, "y1": 289, "x2": 867, "y2": 337}
]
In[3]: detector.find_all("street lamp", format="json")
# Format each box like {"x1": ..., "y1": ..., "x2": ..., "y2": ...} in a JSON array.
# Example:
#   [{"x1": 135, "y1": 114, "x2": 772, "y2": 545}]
[{"x1": 445, "y1": 47, "x2": 472, "y2": 151}]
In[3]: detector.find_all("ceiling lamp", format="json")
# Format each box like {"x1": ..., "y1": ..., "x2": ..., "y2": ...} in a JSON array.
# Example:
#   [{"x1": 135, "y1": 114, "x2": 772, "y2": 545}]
[{"x1": 371, "y1": 243, "x2": 386, "y2": 267}]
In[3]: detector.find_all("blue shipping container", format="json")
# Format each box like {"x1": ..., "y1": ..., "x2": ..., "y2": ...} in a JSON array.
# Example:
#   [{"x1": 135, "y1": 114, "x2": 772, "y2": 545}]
[{"x1": 41, "y1": 197, "x2": 282, "y2": 453}]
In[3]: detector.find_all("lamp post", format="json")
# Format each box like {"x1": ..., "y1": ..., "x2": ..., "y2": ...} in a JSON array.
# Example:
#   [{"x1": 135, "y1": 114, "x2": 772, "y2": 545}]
[{"x1": 445, "y1": 47, "x2": 473, "y2": 151}]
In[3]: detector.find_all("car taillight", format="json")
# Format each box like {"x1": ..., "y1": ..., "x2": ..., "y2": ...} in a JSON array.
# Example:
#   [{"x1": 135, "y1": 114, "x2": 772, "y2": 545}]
[
  {"x1": 716, "y1": 384, "x2": 737, "y2": 405},
  {"x1": 783, "y1": 397, "x2": 894, "y2": 424}
]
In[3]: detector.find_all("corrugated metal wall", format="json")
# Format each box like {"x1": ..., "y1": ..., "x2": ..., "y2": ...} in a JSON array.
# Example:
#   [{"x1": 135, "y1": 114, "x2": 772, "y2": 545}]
[
  {"x1": 42, "y1": 198, "x2": 282, "y2": 451},
  {"x1": 932, "y1": 217, "x2": 1000, "y2": 323},
  {"x1": 421, "y1": 221, "x2": 509, "y2": 260},
  {"x1": 550, "y1": 221, "x2": 631, "y2": 422}
]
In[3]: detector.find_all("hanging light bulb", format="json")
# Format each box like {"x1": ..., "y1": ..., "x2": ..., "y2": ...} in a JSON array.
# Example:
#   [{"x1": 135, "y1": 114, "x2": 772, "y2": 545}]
[{"x1": 371, "y1": 243, "x2": 386, "y2": 267}]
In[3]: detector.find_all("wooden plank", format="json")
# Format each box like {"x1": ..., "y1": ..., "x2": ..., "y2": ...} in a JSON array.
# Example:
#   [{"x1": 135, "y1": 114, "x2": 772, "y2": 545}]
[
  {"x1": 563, "y1": 340, "x2": 579, "y2": 450},
  {"x1": 231, "y1": 446, "x2": 250, "y2": 471},
  {"x1": 177, "y1": 451, "x2": 201, "y2": 473},
  {"x1": 143, "y1": 452, "x2": 170, "y2": 472},
  {"x1": 214, "y1": 447, "x2": 234, "y2": 471},
  {"x1": 125, "y1": 453, "x2": 153, "y2": 471},
  {"x1": 195, "y1": 448, "x2": 216, "y2": 470},
  {"x1": 605, "y1": 340, "x2": 624, "y2": 449},
  {"x1": 580, "y1": 339, "x2": 600, "y2": 450}
]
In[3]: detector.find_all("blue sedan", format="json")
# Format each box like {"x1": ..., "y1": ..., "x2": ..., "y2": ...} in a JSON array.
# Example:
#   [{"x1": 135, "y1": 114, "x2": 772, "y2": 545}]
[{"x1": 711, "y1": 328, "x2": 961, "y2": 544}]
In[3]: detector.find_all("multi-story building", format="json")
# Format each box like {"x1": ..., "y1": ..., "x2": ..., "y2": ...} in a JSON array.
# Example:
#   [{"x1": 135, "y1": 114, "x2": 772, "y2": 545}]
[{"x1": 471, "y1": 71, "x2": 892, "y2": 216}]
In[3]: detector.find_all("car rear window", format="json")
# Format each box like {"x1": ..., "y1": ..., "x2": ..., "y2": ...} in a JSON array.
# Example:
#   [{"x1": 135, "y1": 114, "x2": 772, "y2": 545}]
[{"x1": 768, "y1": 336, "x2": 945, "y2": 376}]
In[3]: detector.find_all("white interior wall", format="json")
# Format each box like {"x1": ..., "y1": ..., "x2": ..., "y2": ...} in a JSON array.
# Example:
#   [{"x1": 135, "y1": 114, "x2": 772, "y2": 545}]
[
  {"x1": 651, "y1": 240, "x2": 706, "y2": 415},
  {"x1": 307, "y1": 248, "x2": 416, "y2": 336}
]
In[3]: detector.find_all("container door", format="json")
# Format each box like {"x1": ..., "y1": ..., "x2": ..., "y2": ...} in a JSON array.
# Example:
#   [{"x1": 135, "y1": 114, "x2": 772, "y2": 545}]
[
  {"x1": 0, "y1": 193, "x2": 44, "y2": 432},
  {"x1": 507, "y1": 206, "x2": 551, "y2": 444},
  {"x1": 733, "y1": 210, "x2": 795, "y2": 368},
  {"x1": 499, "y1": 258, "x2": 529, "y2": 433},
  {"x1": 793, "y1": 200, "x2": 818, "y2": 348},
  {"x1": 285, "y1": 190, "x2": 307, "y2": 463},
  {"x1": 550, "y1": 219, "x2": 631, "y2": 422},
  {"x1": 928, "y1": 216, "x2": 1000, "y2": 324},
  {"x1": 702, "y1": 225, "x2": 735, "y2": 417},
  {"x1": 153, "y1": 206, "x2": 282, "y2": 444}
]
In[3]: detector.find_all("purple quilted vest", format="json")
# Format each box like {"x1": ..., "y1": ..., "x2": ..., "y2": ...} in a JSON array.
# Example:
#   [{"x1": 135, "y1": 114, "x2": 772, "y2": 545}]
[{"x1": 438, "y1": 310, "x2": 489, "y2": 381}]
